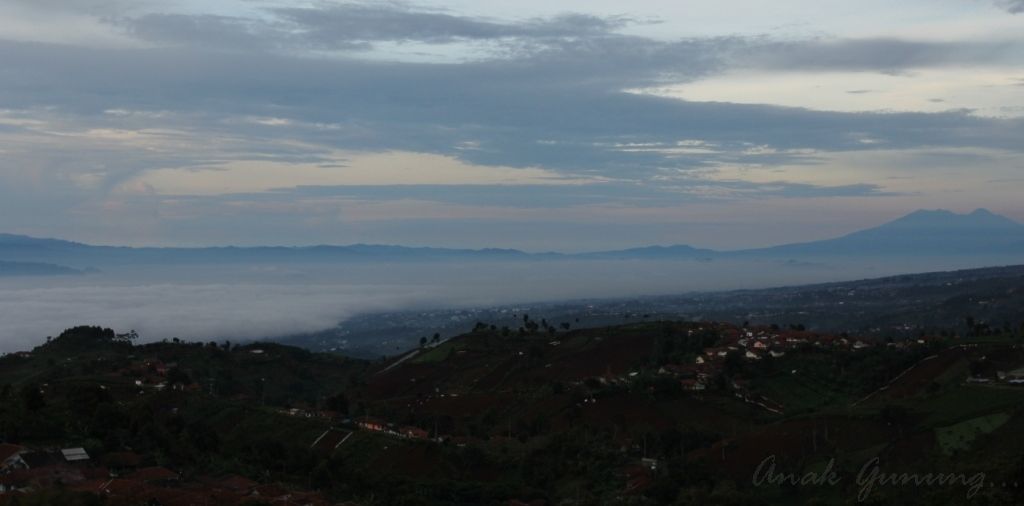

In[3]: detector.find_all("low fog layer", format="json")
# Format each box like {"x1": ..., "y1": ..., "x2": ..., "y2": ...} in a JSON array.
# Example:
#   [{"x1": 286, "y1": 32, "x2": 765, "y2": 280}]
[{"x1": 0, "y1": 256, "x2": 1012, "y2": 353}]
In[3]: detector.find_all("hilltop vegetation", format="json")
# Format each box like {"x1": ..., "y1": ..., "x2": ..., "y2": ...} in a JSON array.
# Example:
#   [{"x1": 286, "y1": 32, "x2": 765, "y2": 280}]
[{"x1": 4, "y1": 323, "x2": 1024, "y2": 504}]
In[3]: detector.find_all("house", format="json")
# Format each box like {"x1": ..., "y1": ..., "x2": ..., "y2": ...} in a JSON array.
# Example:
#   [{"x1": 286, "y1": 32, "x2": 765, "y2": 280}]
[
  {"x1": 127, "y1": 466, "x2": 180, "y2": 484},
  {"x1": 102, "y1": 451, "x2": 142, "y2": 476},
  {"x1": 18, "y1": 451, "x2": 63, "y2": 470},
  {"x1": 76, "y1": 477, "x2": 149, "y2": 499},
  {"x1": 622, "y1": 464, "x2": 653, "y2": 494},
  {"x1": 0, "y1": 466, "x2": 86, "y2": 493},
  {"x1": 680, "y1": 379, "x2": 706, "y2": 391},
  {"x1": 446, "y1": 435, "x2": 480, "y2": 448},
  {"x1": 400, "y1": 426, "x2": 430, "y2": 439},
  {"x1": 658, "y1": 364, "x2": 696, "y2": 377},
  {"x1": 0, "y1": 444, "x2": 26, "y2": 472},
  {"x1": 745, "y1": 350, "x2": 762, "y2": 360},
  {"x1": 219, "y1": 474, "x2": 259, "y2": 493},
  {"x1": 144, "y1": 360, "x2": 169, "y2": 376},
  {"x1": 728, "y1": 375, "x2": 748, "y2": 387},
  {"x1": 61, "y1": 448, "x2": 90, "y2": 464},
  {"x1": 704, "y1": 348, "x2": 729, "y2": 358},
  {"x1": 356, "y1": 417, "x2": 387, "y2": 432}
]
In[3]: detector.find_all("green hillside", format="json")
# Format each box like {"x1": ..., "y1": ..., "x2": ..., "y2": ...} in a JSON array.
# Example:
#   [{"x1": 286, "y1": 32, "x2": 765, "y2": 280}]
[{"x1": 4, "y1": 323, "x2": 1024, "y2": 505}]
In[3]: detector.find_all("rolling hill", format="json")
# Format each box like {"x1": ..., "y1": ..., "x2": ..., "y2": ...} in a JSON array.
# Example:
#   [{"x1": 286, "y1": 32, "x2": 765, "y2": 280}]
[{"x1": 5, "y1": 319, "x2": 1024, "y2": 504}]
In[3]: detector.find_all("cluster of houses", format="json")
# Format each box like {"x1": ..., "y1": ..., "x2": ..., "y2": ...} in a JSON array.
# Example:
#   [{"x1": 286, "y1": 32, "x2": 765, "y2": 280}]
[
  {"x1": 655, "y1": 327, "x2": 876, "y2": 393},
  {"x1": 710, "y1": 327, "x2": 872, "y2": 361},
  {"x1": 354, "y1": 417, "x2": 430, "y2": 440},
  {"x1": 344, "y1": 416, "x2": 499, "y2": 448},
  {"x1": 0, "y1": 443, "x2": 336, "y2": 505},
  {"x1": 118, "y1": 359, "x2": 201, "y2": 394}
]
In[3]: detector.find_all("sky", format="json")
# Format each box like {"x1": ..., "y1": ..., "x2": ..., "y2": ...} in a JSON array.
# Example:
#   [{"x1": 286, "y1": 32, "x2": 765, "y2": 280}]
[{"x1": 1, "y1": 0, "x2": 1023, "y2": 251}]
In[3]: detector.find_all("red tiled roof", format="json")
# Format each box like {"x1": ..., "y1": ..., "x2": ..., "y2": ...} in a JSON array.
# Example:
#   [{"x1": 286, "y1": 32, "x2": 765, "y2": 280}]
[
  {"x1": 69, "y1": 478, "x2": 111, "y2": 493},
  {"x1": 95, "y1": 478, "x2": 148, "y2": 496},
  {"x1": 254, "y1": 483, "x2": 290, "y2": 499},
  {"x1": 147, "y1": 487, "x2": 210, "y2": 506},
  {"x1": 81, "y1": 467, "x2": 111, "y2": 480},
  {"x1": 0, "y1": 444, "x2": 25, "y2": 464},
  {"x1": 102, "y1": 451, "x2": 142, "y2": 468},
  {"x1": 400, "y1": 426, "x2": 429, "y2": 438},
  {"x1": 219, "y1": 474, "x2": 259, "y2": 492},
  {"x1": 127, "y1": 466, "x2": 179, "y2": 482}
]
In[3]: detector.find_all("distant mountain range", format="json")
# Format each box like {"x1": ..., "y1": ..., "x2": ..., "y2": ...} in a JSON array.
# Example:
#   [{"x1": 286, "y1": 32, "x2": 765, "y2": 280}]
[
  {"x1": 1, "y1": 209, "x2": 1022, "y2": 272},
  {"x1": 737, "y1": 208, "x2": 1024, "y2": 257},
  {"x1": 0, "y1": 260, "x2": 86, "y2": 277}
]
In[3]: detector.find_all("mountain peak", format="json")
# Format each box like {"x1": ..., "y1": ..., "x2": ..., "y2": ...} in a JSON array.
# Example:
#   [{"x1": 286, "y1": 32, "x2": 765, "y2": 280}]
[
  {"x1": 902, "y1": 208, "x2": 955, "y2": 218},
  {"x1": 888, "y1": 208, "x2": 1021, "y2": 228}
]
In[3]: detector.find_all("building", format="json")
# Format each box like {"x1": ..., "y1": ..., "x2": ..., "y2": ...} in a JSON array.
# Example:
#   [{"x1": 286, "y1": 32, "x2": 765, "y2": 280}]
[
  {"x1": 400, "y1": 426, "x2": 430, "y2": 439},
  {"x1": 680, "y1": 379, "x2": 706, "y2": 391},
  {"x1": 61, "y1": 448, "x2": 90, "y2": 464},
  {"x1": 0, "y1": 444, "x2": 26, "y2": 472},
  {"x1": 356, "y1": 417, "x2": 388, "y2": 432}
]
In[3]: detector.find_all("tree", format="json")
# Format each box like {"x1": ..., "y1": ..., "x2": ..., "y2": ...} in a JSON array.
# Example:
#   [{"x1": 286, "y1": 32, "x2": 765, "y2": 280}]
[
  {"x1": 115, "y1": 329, "x2": 139, "y2": 342},
  {"x1": 325, "y1": 392, "x2": 349, "y2": 414},
  {"x1": 167, "y1": 367, "x2": 191, "y2": 386},
  {"x1": 21, "y1": 384, "x2": 45, "y2": 412},
  {"x1": 419, "y1": 336, "x2": 427, "y2": 348},
  {"x1": 723, "y1": 351, "x2": 743, "y2": 377}
]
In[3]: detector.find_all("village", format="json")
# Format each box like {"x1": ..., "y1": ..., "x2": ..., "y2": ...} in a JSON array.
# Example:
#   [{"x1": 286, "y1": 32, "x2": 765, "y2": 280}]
[
  {"x1": 5, "y1": 320, "x2": 1024, "y2": 504},
  {"x1": 0, "y1": 442, "x2": 339, "y2": 505}
]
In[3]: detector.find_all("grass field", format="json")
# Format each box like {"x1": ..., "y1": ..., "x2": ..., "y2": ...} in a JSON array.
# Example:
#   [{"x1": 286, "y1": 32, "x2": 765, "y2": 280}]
[
  {"x1": 410, "y1": 344, "x2": 453, "y2": 364},
  {"x1": 935, "y1": 412, "x2": 1011, "y2": 455},
  {"x1": 912, "y1": 384, "x2": 1024, "y2": 427},
  {"x1": 752, "y1": 373, "x2": 848, "y2": 413}
]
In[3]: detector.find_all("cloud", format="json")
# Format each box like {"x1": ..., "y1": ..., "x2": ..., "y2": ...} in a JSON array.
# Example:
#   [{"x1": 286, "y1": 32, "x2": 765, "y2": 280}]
[
  {"x1": 0, "y1": 36, "x2": 1021, "y2": 205},
  {"x1": 0, "y1": 1, "x2": 1022, "y2": 248},
  {"x1": 0, "y1": 256, "x2": 958, "y2": 353},
  {"x1": 741, "y1": 38, "x2": 1024, "y2": 73},
  {"x1": 666, "y1": 180, "x2": 903, "y2": 199},
  {"x1": 121, "y1": 13, "x2": 298, "y2": 51},
  {"x1": 996, "y1": 0, "x2": 1024, "y2": 13},
  {"x1": 0, "y1": 281, "x2": 451, "y2": 353},
  {"x1": 4, "y1": 0, "x2": 144, "y2": 15},
  {"x1": 270, "y1": 4, "x2": 630, "y2": 47},
  {"x1": 116, "y1": 4, "x2": 638, "y2": 53}
]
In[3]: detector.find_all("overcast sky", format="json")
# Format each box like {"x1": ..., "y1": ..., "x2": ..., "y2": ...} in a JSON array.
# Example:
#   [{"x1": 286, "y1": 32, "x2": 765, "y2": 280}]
[{"x1": 1, "y1": 0, "x2": 1023, "y2": 251}]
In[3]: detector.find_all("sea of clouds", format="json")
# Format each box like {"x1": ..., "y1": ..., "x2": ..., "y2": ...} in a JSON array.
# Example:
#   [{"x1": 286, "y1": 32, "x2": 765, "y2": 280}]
[{"x1": 0, "y1": 257, "x2": 970, "y2": 353}]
